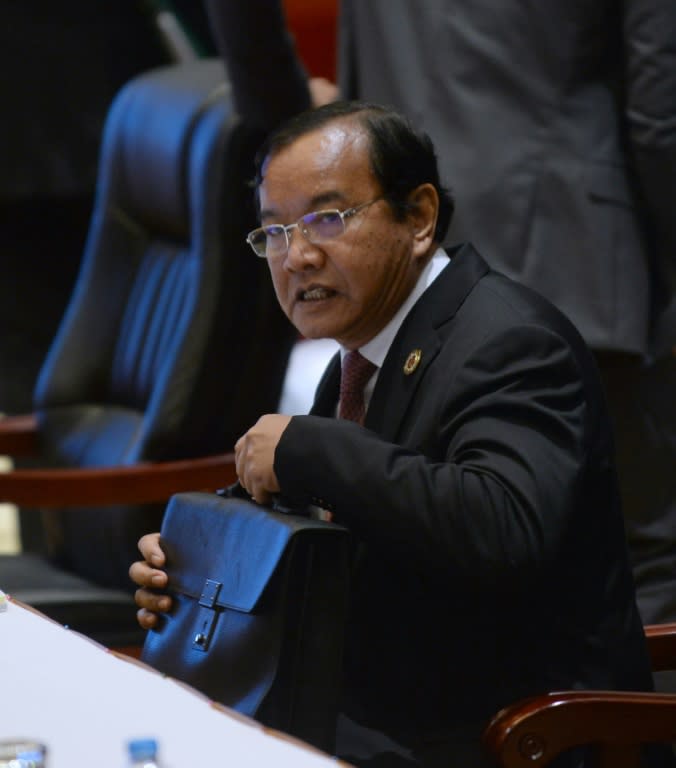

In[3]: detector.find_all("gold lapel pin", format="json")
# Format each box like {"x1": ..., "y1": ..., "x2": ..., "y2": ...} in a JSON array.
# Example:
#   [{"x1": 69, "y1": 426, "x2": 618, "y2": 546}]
[{"x1": 403, "y1": 349, "x2": 422, "y2": 375}]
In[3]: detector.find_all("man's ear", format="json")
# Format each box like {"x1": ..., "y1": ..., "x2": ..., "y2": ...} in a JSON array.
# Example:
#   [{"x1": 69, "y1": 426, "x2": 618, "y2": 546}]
[{"x1": 407, "y1": 183, "x2": 439, "y2": 258}]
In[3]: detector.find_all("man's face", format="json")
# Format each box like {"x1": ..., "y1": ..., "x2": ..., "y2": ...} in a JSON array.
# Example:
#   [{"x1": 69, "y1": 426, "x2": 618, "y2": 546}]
[{"x1": 258, "y1": 118, "x2": 429, "y2": 350}]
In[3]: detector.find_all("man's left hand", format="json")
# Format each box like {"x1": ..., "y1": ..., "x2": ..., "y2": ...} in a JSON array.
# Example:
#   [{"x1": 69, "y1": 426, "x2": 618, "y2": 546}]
[{"x1": 234, "y1": 414, "x2": 292, "y2": 505}]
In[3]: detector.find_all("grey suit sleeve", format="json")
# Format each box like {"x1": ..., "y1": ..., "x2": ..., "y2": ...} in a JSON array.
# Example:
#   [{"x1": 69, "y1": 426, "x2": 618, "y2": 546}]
[
  {"x1": 203, "y1": 0, "x2": 311, "y2": 131},
  {"x1": 624, "y1": 0, "x2": 676, "y2": 345}
]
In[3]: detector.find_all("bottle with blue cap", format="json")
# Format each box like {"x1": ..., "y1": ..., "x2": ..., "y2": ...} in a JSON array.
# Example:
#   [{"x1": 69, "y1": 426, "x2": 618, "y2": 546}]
[
  {"x1": 126, "y1": 738, "x2": 161, "y2": 768},
  {"x1": 0, "y1": 740, "x2": 47, "y2": 768}
]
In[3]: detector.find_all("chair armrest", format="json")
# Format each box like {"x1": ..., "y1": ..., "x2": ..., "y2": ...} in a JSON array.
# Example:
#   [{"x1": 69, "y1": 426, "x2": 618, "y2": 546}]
[
  {"x1": 645, "y1": 623, "x2": 676, "y2": 671},
  {"x1": 483, "y1": 690, "x2": 676, "y2": 768},
  {"x1": 0, "y1": 452, "x2": 237, "y2": 506},
  {"x1": 0, "y1": 413, "x2": 40, "y2": 457}
]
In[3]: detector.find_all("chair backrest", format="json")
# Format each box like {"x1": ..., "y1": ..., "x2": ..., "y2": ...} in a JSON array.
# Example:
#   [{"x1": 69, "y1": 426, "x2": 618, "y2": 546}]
[{"x1": 29, "y1": 59, "x2": 296, "y2": 588}]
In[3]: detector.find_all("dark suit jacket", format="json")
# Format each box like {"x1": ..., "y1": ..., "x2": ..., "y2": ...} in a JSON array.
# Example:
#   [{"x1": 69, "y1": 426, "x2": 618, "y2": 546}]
[
  {"x1": 338, "y1": 0, "x2": 676, "y2": 358},
  {"x1": 203, "y1": 0, "x2": 311, "y2": 131},
  {"x1": 274, "y1": 245, "x2": 654, "y2": 765}
]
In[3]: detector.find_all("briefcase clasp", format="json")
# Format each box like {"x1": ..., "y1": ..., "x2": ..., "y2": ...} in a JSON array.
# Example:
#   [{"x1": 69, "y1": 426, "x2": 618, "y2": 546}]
[{"x1": 192, "y1": 578, "x2": 222, "y2": 652}]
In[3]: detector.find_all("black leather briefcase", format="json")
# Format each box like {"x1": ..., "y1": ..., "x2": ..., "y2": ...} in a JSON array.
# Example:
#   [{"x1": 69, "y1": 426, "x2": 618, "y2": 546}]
[{"x1": 140, "y1": 488, "x2": 351, "y2": 753}]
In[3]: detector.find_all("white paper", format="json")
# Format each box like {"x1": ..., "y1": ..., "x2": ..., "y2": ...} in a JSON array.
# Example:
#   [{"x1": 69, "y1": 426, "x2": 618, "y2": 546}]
[{"x1": 0, "y1": 597, "x2": 342, "y2": 768}]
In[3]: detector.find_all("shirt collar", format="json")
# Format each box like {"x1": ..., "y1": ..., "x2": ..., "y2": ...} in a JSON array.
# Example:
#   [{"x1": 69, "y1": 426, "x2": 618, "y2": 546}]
[{"x1": 340, "y1": 247, "x2": 449, "y2": 367}]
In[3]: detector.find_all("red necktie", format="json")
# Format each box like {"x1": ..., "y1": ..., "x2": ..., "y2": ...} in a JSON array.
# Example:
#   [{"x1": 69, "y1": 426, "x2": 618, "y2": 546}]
[{"x1": 339, "y1": 350, "x2": 377, "y2": 425}]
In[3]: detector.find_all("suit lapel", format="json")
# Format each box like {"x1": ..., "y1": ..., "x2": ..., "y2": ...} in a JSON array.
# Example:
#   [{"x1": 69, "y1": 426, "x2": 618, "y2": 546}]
[
  {"x1": 307, "y1": 244, "x2": 490, "y2": 436},
  {"x1": 365, "y1": 244, "x2": 489, "y2": 440},
  {"x1": 309, "y1": 351, "x2": 341, "y2": 417}
]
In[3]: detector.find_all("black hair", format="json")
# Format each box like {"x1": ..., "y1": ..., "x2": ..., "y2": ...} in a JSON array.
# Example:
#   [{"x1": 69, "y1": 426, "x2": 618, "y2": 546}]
[{"x1": 253, "y1": 100, "x2": 454, "y2": 242}]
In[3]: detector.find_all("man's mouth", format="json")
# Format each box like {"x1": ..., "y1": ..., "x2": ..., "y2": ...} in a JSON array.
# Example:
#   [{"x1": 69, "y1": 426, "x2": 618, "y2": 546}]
[{"x1": 298, "y1": 286, "x2": 336, "y2": 301}]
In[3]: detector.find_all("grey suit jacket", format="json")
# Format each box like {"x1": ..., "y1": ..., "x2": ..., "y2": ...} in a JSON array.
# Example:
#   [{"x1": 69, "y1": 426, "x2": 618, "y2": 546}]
[
  {"x1": 338, "y1": 0, "x2": 676, "y2": 357},
  {"x1": 274, "y1": 245, "x2": 653, "y2": 764}
]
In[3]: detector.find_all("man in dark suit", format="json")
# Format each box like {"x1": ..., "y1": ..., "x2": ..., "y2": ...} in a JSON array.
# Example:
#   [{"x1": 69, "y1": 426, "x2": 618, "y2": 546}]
[
  {"x1": 131, "y1": 102, "x2": 662, "y2": 767},
  {"x1": 204, "y1": 0, "x2": 676, "y2": 626}
]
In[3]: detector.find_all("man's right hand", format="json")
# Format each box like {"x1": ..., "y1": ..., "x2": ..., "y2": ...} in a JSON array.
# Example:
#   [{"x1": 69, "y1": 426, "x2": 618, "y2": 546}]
[{"x1": 128, "y1": 532, "x2": 172, "y2": 630}]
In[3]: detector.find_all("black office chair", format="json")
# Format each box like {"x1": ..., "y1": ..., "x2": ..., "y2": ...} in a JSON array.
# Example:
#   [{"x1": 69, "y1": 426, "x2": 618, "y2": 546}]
[{"x1": 0, "y1": 59, "x2": 296, "y2": 650}]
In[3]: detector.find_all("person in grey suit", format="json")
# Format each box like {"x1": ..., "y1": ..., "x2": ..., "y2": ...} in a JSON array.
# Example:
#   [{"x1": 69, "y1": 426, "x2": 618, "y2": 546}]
[
  {"x1": 204, "y1": 0, "x2": 676, "y2": 626},
  {"x1": 338, "y1": 0, "x2": 676, "y2": 355},
  {"x1": 131, "y1": 102, "x2": 665, "y2": 768}
]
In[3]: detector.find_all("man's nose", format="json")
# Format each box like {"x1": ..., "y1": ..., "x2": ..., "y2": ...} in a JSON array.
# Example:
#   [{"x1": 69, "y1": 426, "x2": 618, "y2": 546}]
[{"x1": 284, "y1": 226, "x2": 323, "y2": 270}]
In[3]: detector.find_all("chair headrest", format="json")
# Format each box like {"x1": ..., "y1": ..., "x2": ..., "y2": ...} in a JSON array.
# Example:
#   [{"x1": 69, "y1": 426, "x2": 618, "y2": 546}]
[{"x1": 101, "y1": 59, "x2": 232, "y2": 240}]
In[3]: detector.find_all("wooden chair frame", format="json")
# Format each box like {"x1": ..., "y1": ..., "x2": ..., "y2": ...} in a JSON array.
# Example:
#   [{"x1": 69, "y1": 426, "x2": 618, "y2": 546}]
[
  {"x1": 0, "y1": 413, "x2": 237, "y2": 507},
  {"x1": 484, "y1": 624, "x2": 676, "y2": 767}
]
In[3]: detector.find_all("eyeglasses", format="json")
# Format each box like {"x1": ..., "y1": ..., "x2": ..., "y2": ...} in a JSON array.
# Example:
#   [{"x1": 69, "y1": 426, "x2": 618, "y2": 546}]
[{"x1": 245, "y1": 198, "x2": 382, "y2": 259}]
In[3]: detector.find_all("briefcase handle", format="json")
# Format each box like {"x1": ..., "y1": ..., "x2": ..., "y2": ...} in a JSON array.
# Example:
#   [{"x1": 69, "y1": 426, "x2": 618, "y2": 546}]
[{"x1": 216, "y1": 481, "x2": 303, "y2": 517}]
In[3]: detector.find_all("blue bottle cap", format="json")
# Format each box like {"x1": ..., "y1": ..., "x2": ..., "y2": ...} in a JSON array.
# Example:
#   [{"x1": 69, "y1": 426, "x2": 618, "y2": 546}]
[{"x1": 127, "y1": 738, "x2": 158, "y2": 761}]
